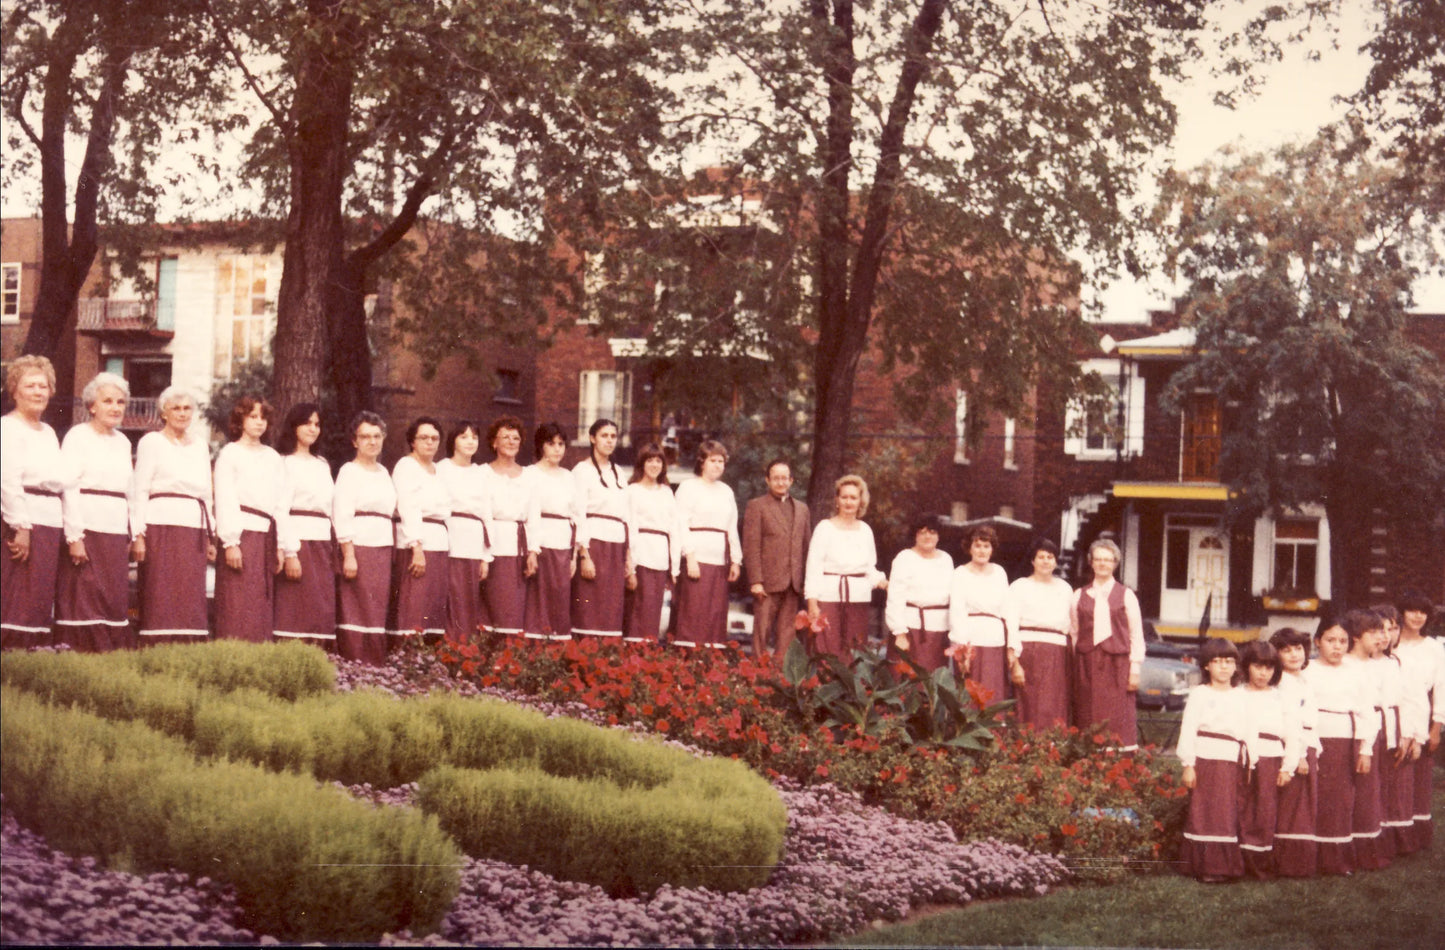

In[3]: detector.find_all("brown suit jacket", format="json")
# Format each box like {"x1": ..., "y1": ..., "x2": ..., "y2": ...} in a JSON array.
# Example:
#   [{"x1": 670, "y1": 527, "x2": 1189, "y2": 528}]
[{"x1": 743, "y1": 493, "x2": 808, "y2": 593}]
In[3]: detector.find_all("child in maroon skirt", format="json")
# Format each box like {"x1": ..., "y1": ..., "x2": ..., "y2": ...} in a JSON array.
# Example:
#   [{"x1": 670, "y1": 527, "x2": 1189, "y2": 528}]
[
  {"x1": 1270, "y1": 627, "x2": 1318, "y2": 877},
  {"x1": 1178, "y1": 637, "x2": 1246, "y2": 882},
  {"x1": 1238, "y1": 640, "x2": 1291, "y2": 878},
  {"x1": 1305, "y1": 614, "x2": 1377, "y2": 876},
  {"x1": 1348, "y1": 610, "x2": 1391, "y2": 870}
]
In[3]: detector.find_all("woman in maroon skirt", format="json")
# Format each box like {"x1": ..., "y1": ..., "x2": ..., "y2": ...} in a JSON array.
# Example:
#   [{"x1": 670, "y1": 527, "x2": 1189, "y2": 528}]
[
  {"x1": 885, "y1": 514, "x2": 953, "y2": 673},
  {"x1": 1177, "y1": 638, "x2": 1245, "y2": 882},
  {"x1": 1304, "y1": 615, "x2": 1376, "y2": 875},
  {"x1": 623, "y1": 443, "x2": 679, "y2": 644},
  {"x1": 1393, "y1": 589, "x2": 1444, "y2": 853},
  {"x1": 1070, "y1": 538, "x2": 1145, "y2": 752},
  {"x1": 390, "y1": 416, "x2": 450, "y2": 645},
  {"x1": 572, "y1": 418, "x2": 629, "y2": 639},
  {"x1": 131, "y1": 386, "x2": 215, "y2": 645},
  {"x1": 1005, "y1": 539, "x2": 1074, "y2": 728},
  {"x1": 333, "y1": 412, "x2": 396, "y2": 663},
  {"x1": 274, "y1": 403, "x2": 336, "y2": 649},
  {"x1": 804, "y1": 475, "x2": 886, "y2": 658},
  {"x1": 1270, "y1": 626, "x2": 1319, "y2": 877},
  {"x1": 437, "y1": 420, "x2": 490, "y2": 644},
  {"x1": 213, "y1": 396, "x2": 285, "y2": 642},
  {"x1": 481, "y1": 416, "x2": 538, "y2": 637},
  {"x1": 56, "y1": 372, "x2": 136, "y2": 651},
  {"x1": 524, "y1": 422, "x2": 574, "y2": 640},
  {"x1": 671, "y1": 441, "x2": 742, "y2": 648},
  {"x1": 947, "y1": 526, "x2": 1011, "y2": 704},
  {"x1": 2, "y1": 356, "x2": 73, "y2": 650}
]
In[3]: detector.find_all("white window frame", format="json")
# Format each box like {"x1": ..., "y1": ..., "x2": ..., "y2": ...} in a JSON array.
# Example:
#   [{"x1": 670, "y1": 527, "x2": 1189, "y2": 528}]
[
  {"x1": 1, "y1": 263, "x2": 20, "y2": 324},
  {"x1": 1064, "y1": 358, "x2": 1144, "y2": 460},
  {"x1": 1270, "y1": 517, "x2": 1321, "y2": 596},
  {"x1": 576, "y1": 370, "x2": 632, "y2": 446},
  {"x1": 954, "y1": 390, "x2": 969, "y2": 464},
  {"x1": 1003, "y1": 417, "x2": 1017, "y2": 469}
]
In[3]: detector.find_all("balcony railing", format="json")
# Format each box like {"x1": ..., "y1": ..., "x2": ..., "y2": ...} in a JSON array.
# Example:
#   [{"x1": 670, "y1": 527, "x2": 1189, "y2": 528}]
[
  {"x1": 72, "y1": 397, "x2": 164, "y2": 431},
  {"x1": 78, "y1": 298, "x2": 165, "y2": 333}
]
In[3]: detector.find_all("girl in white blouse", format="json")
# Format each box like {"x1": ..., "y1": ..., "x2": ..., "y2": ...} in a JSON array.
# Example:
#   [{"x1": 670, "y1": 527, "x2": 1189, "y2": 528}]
[
  {"x1": 623, "y1": 443, "x2": 681, "y2": 644},
  {"x1": 804, "y1": 474, "x2": 886, "y2": 659},
  {"x1": 1177, "y1": 638, "x2": 1246, "y2": 882},
  {"x1": 213, "y1": 397, "x2": 285, "y2": 642},
  {"x1": 1305, "y1": 614, "x2": 1378, "y2": 876},
  {"x1": 131, "y1": 385, "x2": 215, "y2": 644},
  {"x1": 333, "y1": 411, "x2": 396, "y2": 663},
  {"x1": 437, "y1": 421, "x2": 491, "y2": 644},
  {"x1": 56, "y1": 372, "x2": 135, "y2": 651},
  {"x1": 390, "y1": 416, "x2": 450, "y2": 641},
  {"x1": 524, "y1": 422, "x2": 575, "y2": 639},
  {"x1": 671, "y1": 440, "x2": 742, "y2": 647},
  {"x1": 1392, "y1": 589, "x2": 1445, "y2": 853},
  {"x1": 571, "y1": 418, "x2": 629, "y2": 638},
  {"x1": 1270, "y1": 626, "x2": 1320, "y2": 877},
  {"x1": 273, "y1": 403, "x2": 336, "y2": 648}
]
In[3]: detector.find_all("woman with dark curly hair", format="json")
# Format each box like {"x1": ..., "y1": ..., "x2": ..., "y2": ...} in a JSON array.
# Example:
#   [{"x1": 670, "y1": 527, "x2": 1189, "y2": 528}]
[
  {"x1": 948, "y1": 525, "x2": 1012, "y2": 705},
  {"x1": 273, "y1": 403, "x2": 336, "y2": 649},
  {"x1": 524, "y1": 422, "x2": 574, "y2": 639},
  {"x1": 1393, "y1": 589, "x2": 1444, "y2": 852},
  {"x1": 437, "y1": 420, "x2": 491, "y2": 644},
  {"x1": 670, "y1": 440, "x2": 741, "y2": 647},
  {"x1": 213, "y1": 396, "x2": 285, "y2": 642}
]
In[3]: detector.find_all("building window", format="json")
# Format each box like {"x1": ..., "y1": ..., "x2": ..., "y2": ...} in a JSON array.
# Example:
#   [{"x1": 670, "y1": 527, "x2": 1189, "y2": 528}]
[
  {"x1": 950, "y1": 500, "x2": 969, "y2": 524},
  {"x1": 494, "y1": 369, "x2": 522, "y2": 404},
  {"x1": 953, "y1": 390, "x2": 969, "y2": 464},
  {"x1": 998, "y1": 504, "x2": 1015, "y2": 520},
  {"x1": 214, "y1": 257, "x2": 273, "y2": 378},
  {"x1": 1064, "y1": 358, "x2": 1144, "y2": 460},
  {"x1": 577, "y1": 370, "x2": 631, "y2": 446},
  {"x1": 1272, "y1": 518, "x2": 1319, "y2": 596},
  {"x1": 2, "y1": 263, "x2": 20, "y2": 324},
  {"x1": 1003, "y1": 417, "x2": 1017, "y2": 468}
]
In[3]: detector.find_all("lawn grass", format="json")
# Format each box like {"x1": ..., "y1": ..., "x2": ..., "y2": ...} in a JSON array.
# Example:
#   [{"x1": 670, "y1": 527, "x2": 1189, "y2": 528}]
[{"x1": 840, "y1": 770, "x2": 1445, "y2": 950}]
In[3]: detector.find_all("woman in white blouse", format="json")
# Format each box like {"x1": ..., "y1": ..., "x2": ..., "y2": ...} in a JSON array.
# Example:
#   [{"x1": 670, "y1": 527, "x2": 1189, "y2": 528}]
[
  {"x1": 2, "y1": 355, "x2": 74, "y2": 649},
  {"x1": 131, "y1": 385, "x2": 215, "y2": 644},
  {"x1": 1005, "y1": 538, "x2": 1075, "y2": 728},
  {"x1": 1393, "y1": 589, "x2": 1445, "y2": 853},
  {"x1": 56, "y1": 372, "x2": 136, "y2": 651},
  {"x1": 571, "y1": 418, "x2": 629, "y2": 638},
  {"x1": 622, "y1": 443, "x2": 680, "y2": 644},
  {"x1": 948, "y1": 525, "x2": 1012, "y2": 704},
  {"x1": 390, "y1": 416, "x2": 450, "y2": 643},
  {"x1": 523, "y1": 422, "x2": 573, "y2": 639},
  {"x1": 333, "y1": 411, "x2": 395, "y2": 663},
  {"x1": 273, "y1": 402, "x2": 336, "y2": 649},
  {"x1": 213, "y1": 396, "x2": 285, "y2": 642},
  {"x1": 804, "y1": 474, "x2": 886, "y2": 659},
  {"x1": 670, "y1": 440, "x2": 741, "y2": 648},
  {"x1": 885, "y1": 513, "x2": 953, "y2": 673},
  {"x1": 437, "y1": 420, "x2": 491, "y2": 644},
  {"x1": 481, "y1": 415, "x2": 539, "y2": 636}
]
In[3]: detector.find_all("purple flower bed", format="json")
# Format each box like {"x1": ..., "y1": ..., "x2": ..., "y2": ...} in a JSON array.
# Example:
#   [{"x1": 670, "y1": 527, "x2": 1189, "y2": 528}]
[{"x1": 0, "y1": 809, "x2": 259, "y2": 946}]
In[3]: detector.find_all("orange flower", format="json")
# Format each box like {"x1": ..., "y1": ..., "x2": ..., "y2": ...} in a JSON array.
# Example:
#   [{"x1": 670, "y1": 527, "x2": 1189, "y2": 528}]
[{"x1": 1061, "y1": 823, "x2": 1078, "y2": 837}]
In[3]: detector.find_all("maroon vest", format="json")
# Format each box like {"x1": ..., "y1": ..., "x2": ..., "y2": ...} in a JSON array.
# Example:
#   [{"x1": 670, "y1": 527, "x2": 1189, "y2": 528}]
[{"x1": 1076, "y1": 583, "x2": 1130, "y2": 655}]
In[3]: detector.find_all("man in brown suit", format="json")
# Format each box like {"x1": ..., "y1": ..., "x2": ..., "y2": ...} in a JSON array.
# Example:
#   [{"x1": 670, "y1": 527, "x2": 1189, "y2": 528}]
[{"x1": 743, "y1": 458, "x2": 809, "y2": 657}]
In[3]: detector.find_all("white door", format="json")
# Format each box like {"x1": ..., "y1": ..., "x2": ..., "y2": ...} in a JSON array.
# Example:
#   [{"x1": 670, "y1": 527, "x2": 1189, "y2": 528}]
[{"x1": 1160, "y1": 516, "x2": 1228, "y2": 626}]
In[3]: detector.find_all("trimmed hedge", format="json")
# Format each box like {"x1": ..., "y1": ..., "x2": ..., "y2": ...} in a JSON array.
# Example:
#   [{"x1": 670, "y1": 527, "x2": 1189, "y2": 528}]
[{"x1": 0, "y1": 686, "x2": 459, "y2": 942}]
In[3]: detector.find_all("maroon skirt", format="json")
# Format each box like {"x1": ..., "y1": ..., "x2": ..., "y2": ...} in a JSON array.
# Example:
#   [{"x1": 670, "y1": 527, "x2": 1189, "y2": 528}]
[
  {"x1": 273, "y1": 538, "x2": 336, "y2": 647},
  {"x1": 813, "y1": 601, "x2": 870, "y2": 660},
  {"x1": 137, "y1": 523, "x2": 210, "y2": 644},
  {"x1": 1351, "y1": 731, "x2": 1391, "y2": 870},
  {"x1": 390, "y1": 547, "x2": 448, "y2": 640},
  {"x1": 1, "y1": 520, "x2": 61, "y2": 649},
  {"x1": 1016, "y1": 640, "x2": 1070, "y2": 729},
  {"x1": 445, "y1": 555, "x2": 483, "y2": 644},
  {"x1": 55, "y1": 530, "x2": 133, "y2": 652},
  {"x1": 214, "y1": 529, "x2": 275, "y2": 643},
  {"x1": 336, "y1": 544, "x2": 391, "y2": 664},
  {"x1": 624, "y1": 565, "x2": 669, "y2": 644},
  {"x1": 671, "y1": 563, "x2": 729, "y2": 647},
  {"x1": 1073, "y1": 649, "x2": 1137, "y2": 752},
  {"x1": 1316, "y1": 736, "x2": 1357, "y2": 875},
  {"x1": 969, "y1": 644, "x2": 1010, "y2": 709},
  {"x1": 1240, "y1": 753, "x2": 1282, "y2": 879},
  {"x1": 485, "y1": 553, "x2": 528, "y2": 636},
  {"x1": 889, "y1": 628, "x2": 950, "y2": 675},
  {"x1": 572, "y1": 539, "x2": 626, "y2": 638},
  {"x1": 1409, "y1": 742, "x2": 1435, "y2": 852},
  {"x1": 1181, "y1": 750, "x2": 1245, "y2": 880},
  {"x1": 1274, "y1": 747, "x2": 1318, "y2": 877},
  {"x1": 523, "y1": 548, "x2": 572, "y2": 639},
  {"x1": 1381, "y1": 739, "x2": 1417, "y2": 856}
]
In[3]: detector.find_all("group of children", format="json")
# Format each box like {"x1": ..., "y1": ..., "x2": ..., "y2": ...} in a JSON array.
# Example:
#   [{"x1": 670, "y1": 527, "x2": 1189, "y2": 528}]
[{"x1": 1177, "y1": 591, "x2": 1443, "y2": 881}]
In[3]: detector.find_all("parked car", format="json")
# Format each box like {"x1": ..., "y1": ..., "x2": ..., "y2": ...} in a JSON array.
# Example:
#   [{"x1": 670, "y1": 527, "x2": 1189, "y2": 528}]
[{"x1": 1137, "y1": 622, "x2": 1200, "y2": 709}]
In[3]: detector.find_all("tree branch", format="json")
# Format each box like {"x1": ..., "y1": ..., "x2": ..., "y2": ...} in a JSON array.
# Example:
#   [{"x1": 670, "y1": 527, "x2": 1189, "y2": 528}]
[
  {"x1": 68, "y1": 48, "x2": 125, "y2": 277},
  {"x1": 205, "y1": 0, "x2": 290, "y2": 133},
  {"x1": 348, "y1": 124, "x2": 463, "y2": 271},
  {"x1": 6, "y1": 73, "x2": 43, "y2": 149}
]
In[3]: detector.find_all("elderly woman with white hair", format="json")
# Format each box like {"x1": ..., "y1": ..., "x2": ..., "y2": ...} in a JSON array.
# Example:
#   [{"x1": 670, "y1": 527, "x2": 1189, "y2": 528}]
[
  {"x1": 130, "y1": 385, "x2": 216, "y2": 643},
  {"x1": 56, "y1": 372, "x2": 137, "y2": 651},
  {"x1": 1071, "y1": 537, "x2": 1145, "y2": 752},
  {"x1": 2, "y1": 355, "x2": 75, "y2": 649}
]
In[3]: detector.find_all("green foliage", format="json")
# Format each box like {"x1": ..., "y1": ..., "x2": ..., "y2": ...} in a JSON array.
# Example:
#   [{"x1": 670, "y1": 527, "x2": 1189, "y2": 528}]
[
  {"x1": 128, "y1": 639, "x2": 337, "y2": 700},
  {"x1": 418, "y1": 756, "x2": 786, "y2": 896},
  {"x1": 0, "y1": 686, "x2": 460, "y2": 942}
]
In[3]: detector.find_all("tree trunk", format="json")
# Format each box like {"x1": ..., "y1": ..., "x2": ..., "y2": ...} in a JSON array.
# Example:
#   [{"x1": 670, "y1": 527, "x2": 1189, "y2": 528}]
[
  {"x1": 271, "y1": 0, "x2": 354, "y2": 413},
  {"x1": 328, "y1": 258, "x2": 372, "y2": 429}
]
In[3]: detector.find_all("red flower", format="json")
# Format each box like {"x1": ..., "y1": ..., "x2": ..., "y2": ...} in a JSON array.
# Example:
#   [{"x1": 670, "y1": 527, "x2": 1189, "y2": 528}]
[
  {"x1": 815, "y1": 764, "x2": 830, "y2": 778},
  {"x1": 1061, "y1": 823, "x2": 1078, "y2": 837},
  {"x1": 656, "y1": 718, "x2": 670, "y2": 732}
]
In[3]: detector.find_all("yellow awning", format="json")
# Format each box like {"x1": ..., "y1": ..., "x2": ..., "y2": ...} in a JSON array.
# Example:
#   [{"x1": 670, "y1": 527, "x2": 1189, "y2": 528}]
[{"x1": 1111, "y1": 482, "x2": 1231, "y2": 501}]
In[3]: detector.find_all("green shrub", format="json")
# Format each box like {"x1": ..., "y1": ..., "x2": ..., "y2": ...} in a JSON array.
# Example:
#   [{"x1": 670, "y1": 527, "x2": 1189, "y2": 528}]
[
  {"x1": 418, "y1": 756, "x2": 786, "y2": 896},
  {"x1": 1, "y1": 686, "x2": 459, "y2": 941},
  {"x1": 0, "y1": 651, "x2": 203, "y2": 739},
  {"x1": 127, "y1": 639, "x2": 336, "y2": 699}
]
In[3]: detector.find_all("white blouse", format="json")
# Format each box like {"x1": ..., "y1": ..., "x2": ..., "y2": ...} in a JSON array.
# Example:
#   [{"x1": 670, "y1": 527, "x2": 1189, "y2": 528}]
[
  {"x1": 626, "y1": 481, "x2": 682, "y2": 575},
  {"x1": 1, "y1": 415, "x2": 73, "y2": 531},
  {"x1": 1305, "y1": 658, "x2": 1378, "y2": 748},
  {"x1": 573, "y1": 457, "x2": 628, "y2": 548},
  {"x1": 884, "y1": 548, "x2": 954, "y2": 635},
  {"x1": 131, "y1": 430, "x2": 214, "y2": 532},
  {"x1": 1239, "y1": 686, "x2": 1298, "y2": 774},
  {"x1": 1005, "y1": 574, "x2": 1076, "y2": 648},
  {"x1": 214, "y1": 441, "x2": 286, "y2": 548},
  {"x1": 481, "y1": 463, "x2": 541, "y2": 557},
  {"x1": 392, "y1": 456, "x2": 450, "y2": 552},
  {"x1": 332, "y1": 461, "x2": 396, "y2": 549},
  {"x1": 1070, "y1": 578, "x2": 1147, "y2": 665},
  {"x1": 437, "y1": 458, "x2": 492, "y2": 562},
  {"x1": 1177, "y1": 685, "x2": 1248, "y2": 768},
  {"x1": 1278, "y1": 670, "x2": 1321, "y2": 761},
  {"x1": 529, "y1": 464, "x2": 577, "y2": 552},
  {"x1": 803, "y1": 518, "x2": 884, "y2": 604},
  {"x1": 1395, "y1": 635, "x2": 1445, "y2": 728},
  {"x1": 948, "y1": 562, "x2": 1011, "y2": 648},
  {"x1": 60, "y1": 422, "x2": 132, "y2": 541},
  {"x1": 277, "y1": 454, "x2": 334, "y2": 554},
  {"x1": 674, "y1": 477, "x2": 741, "y2": 567}
]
